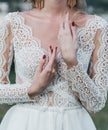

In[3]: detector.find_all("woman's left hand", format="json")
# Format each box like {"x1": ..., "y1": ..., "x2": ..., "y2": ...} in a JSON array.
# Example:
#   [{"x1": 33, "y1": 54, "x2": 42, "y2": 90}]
[{"x1": 58, "y1": 12, "x2": 78, "y2": 69}]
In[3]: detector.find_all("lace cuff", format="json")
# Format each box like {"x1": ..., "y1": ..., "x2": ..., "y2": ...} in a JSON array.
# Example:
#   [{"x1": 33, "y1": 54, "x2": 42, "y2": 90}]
[
  {"x1": 63, "y1": 63, "x2": 107, "y2": 112},
  {"x1": 0, "y1": 82, "x2": 35, "y2": 104}
]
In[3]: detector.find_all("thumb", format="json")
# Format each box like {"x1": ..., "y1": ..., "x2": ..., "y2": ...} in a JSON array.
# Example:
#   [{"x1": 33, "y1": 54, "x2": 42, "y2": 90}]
[{"x1": 38, "y1": 55, "x2": 46, "y2": 72}]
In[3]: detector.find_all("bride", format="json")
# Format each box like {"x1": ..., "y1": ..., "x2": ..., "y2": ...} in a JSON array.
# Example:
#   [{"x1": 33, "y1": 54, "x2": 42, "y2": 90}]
[{"x1": 0, "y1": 0, "x2": 108, "y2": 130}]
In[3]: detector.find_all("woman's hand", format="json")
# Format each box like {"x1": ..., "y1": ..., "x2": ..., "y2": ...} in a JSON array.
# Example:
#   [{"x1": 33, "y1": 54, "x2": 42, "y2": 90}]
[
  {"x1": 58, "y1": 12, "x2": 78, "y2": 69},
  {"x1": 28, "y1": 46, "x2": 57, "y2": 97}
]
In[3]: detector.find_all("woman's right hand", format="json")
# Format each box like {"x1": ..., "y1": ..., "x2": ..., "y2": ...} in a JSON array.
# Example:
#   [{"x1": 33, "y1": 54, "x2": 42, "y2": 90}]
[{"x1": 28, "y1": 46, "x2": 57, "y2": 97}]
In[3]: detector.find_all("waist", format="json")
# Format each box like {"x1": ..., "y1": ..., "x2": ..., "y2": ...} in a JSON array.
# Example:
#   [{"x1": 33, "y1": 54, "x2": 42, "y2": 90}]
[{"x1": 16, "y1": 103, "x2": 82, "y2": 112}]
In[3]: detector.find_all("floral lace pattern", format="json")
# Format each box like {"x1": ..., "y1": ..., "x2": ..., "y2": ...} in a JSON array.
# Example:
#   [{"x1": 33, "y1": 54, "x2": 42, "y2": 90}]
[
  {"x1": 62, "y1": 16, "x2": 108, "y2": 112},
  {"x1": 0, "y1": 16, "x2": 9, "y2": 83},
  {"x1": 0, "y1": 14, "x2": 34, "y2": 104},
  {"x1": 0, "y1": 12, "x2": 107, "y2": 112}
]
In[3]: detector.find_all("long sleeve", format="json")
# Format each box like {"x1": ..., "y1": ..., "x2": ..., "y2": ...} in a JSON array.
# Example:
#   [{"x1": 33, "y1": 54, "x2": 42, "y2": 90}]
[
  {"x1": 63, "y1": 18, "x2": 108, "y2": 113},
  {"x1": 0, "y1": 14, "x2": 34, "y2": 104}
]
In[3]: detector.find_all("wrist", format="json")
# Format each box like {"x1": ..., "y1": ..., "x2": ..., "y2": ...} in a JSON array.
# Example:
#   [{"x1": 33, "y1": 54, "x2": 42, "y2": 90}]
[{"x1": 27, "y1": 85, "x2": 38, "y2": 97}]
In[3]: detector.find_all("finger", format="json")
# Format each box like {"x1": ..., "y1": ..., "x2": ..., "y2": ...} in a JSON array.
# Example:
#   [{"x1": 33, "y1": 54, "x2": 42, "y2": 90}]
[
  {"x1": 51, "y1": 69, "x2": 56, "y2": 77},
  {"x1": 38, "y1": 55, "x2": 46, "y2": 72},
  {"x1": 64, "y1": 12, "x2": 70, "y2": 32},
  {"x1": 70, "y1": 22, "x2": 76, "y2": 40},
  {"x1": 52, "y1": 68, "x2": 56, "y2": 74},
  {"x1": 47, "y1": 47, "x2": 57, "y2": 69},
  {"x1": 59, "y1": 12, "x2": 68, "y2": 34},
  {"x1": 48, "y1": 46, "x2": 53, "y2": 60},
  {"x1": 58, "y1": 30, "x2": 62, "y2": 43},
  {"x1": 50, "y1": 68, "x2": 56, "y2": 79},
  {"x1": 50, "y1": 45, "x2": 53, "y2": 53},
  {"x1": 53, "y1": 62, "x2": 57, "y2": 69},
  {"x1": 70, "y1": 23, "x2": 78, "y2": 50},
  {"x1": 59, "y1": 12, "x2": 70, "y2": 36},
  {"x1": 51, "y1": 61, "x2": 57, "y2": 74},
  {"x1": 51, "y1": 46, "x2": 57, "y2": 63}
]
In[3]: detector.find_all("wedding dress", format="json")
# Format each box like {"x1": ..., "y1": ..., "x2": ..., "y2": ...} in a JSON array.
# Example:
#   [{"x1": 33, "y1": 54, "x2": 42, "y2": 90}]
[{"x1": 0, "y1": 12, "x2": 108, "y2": 130}]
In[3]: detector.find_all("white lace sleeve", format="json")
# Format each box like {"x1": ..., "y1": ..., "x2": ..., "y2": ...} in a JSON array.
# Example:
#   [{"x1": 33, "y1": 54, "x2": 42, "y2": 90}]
[
  {"x1": 0, "y1": 14, "x2": 34, "y2": 104},
  {"x1": 63, "y1": 18, "x2": 108, "y2": 113}
]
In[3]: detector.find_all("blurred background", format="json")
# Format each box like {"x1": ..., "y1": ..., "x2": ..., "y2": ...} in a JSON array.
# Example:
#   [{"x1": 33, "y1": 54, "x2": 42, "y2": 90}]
[{"x1": 0, "y1": 0, "x2": 108, "y2": 130}]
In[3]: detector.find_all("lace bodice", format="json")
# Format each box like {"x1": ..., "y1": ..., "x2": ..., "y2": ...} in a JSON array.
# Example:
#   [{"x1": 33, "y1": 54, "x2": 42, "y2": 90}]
[{"x1": 0, "y1": 12, "x2": 108, "y2": 112}]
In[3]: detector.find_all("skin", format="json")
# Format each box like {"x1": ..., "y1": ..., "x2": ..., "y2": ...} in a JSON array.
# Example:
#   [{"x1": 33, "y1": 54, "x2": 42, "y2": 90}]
[{"x1": 28, "y1": 0, "x2": 78, "y2": 96}]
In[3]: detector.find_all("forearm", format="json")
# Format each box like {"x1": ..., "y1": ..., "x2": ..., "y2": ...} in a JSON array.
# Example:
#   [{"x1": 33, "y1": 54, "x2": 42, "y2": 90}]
[
  {"x1": 0, "y1": 82, "x2": 35, "y2": 104},
  {"x1": 64, "y1": 63, "x2": 107, "y2": 112}
]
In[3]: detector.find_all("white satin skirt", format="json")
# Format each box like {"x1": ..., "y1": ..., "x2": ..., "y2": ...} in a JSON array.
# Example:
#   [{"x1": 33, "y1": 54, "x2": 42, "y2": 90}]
[{"x1": 0, "y1": 104, "x2": 96, "y2": 130}]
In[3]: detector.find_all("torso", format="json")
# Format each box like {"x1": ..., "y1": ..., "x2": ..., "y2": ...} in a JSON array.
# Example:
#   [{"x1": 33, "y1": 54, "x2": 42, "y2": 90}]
[{"x1": 4, "y1": 10, "x2": 107, "y2": 107}]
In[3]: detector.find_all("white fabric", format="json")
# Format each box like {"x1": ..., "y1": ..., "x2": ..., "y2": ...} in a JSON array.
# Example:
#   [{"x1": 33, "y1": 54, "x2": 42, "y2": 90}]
[
  {"x1": 0, "y1": 12, "x2": 108, "y2": 130},
  {"x1": 0, "y1": 104, "x2": 96, "y2": 130}
]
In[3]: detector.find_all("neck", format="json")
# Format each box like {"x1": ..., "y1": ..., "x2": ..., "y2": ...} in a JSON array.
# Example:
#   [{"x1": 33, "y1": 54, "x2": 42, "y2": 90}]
[{"x1": 40, "y1": 0, "x2": 69, "y2": 17}]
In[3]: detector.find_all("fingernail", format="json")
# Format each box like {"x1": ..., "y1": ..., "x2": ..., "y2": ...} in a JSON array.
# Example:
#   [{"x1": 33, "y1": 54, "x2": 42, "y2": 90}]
[
  {"x1": 72, "y1": 22, "x2": 75, "y2": 26},
  {"x1": 55, "y1": 47, "x2": 58, "y2": 50},
  {"x1": 50, "y1": 46, "x2": 53, "y2": 52},
  {"x1": 50, "y1": 45, "x2": 52, "y2": 49},
  {"x1": 43, "y1": 55, "x2": 46, "y2": 59}
]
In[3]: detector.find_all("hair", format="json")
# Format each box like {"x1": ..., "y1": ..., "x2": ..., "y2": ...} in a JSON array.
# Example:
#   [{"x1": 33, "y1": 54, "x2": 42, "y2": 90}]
[{"x1": 24, "y1": 0, "x2": 87, "y2": 11}]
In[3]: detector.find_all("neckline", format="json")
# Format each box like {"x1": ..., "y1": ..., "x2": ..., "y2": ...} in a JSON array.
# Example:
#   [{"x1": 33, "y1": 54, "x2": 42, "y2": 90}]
[
  {"x1": 14, "y1": 11, "x2": 96, "y2": 56},
  {"x1": 16, "y1": 11, "x2": 61, "y2": 56}
]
